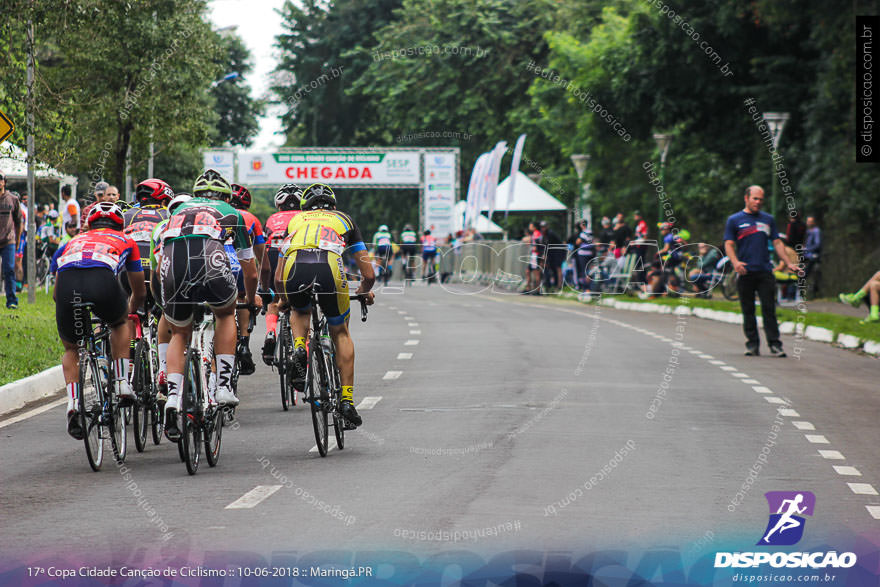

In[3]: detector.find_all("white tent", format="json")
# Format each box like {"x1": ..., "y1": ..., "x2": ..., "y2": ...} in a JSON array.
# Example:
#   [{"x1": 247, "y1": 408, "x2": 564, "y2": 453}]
[
  {"x1": 454, "y1": 201, "x2": 504, "y2": 234},
  {"x1": 481, "y1": 171, "x2": 567, "y2": 213},
  {"x1": 0, "y1": 141, "x2": 75, "y2": 182}
]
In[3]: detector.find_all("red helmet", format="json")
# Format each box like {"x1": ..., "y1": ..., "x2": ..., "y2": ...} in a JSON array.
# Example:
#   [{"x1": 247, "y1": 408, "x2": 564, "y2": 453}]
[
  {"x1": 87, "y1": 201, "x2": 125, "y2": 230},
  {"x1": 230, "y1": 184, "x2": 252, "y2": 210},
  {"x1": 135, "y1": 178, "x2": 173, "y2": 205}
]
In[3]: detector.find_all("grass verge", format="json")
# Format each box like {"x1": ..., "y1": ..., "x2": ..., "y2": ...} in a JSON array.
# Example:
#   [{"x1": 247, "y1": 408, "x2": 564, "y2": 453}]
[{"x1": 0, "y1": 290, "x2": 62, "y2": 386}]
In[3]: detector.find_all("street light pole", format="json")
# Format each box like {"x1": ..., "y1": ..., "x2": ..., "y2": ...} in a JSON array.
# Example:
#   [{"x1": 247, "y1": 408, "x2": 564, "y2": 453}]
[
  {"x1": 571, "y1": 153, "x2": 591, "y2": 232},
  {"x1": 762, "y1": 112, "x2": 789, "y2": 218},
  {"x1": 652, "y1": 133, "x2": 672, "y2": 227}
]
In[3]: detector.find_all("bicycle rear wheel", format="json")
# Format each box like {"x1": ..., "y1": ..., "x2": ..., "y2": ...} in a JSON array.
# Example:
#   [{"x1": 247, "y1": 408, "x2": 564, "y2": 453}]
[
  {"x1": 79, "y1": 351, "x2": 104, "y2": 471},
  {"x1": 181, "y1": 350, "x2": 202, "y2": 475},
  {"x1": 722, "y1": 271, "x2": 740, "y2": 301},
  {"x1": 132, "y1": 338, "x2": 149, "y2": 453},
  {"x1": 307, "y1": 344, "x2": 329, "y2": 457},
  {"x1": 279, "y1": 326, "x2": 290, "y2": 411},
  {"x1": 326, "y1": 349, "x2": 344, "y2": 450},
  {"x1": 110, "y1": 400, "x2": 127, "y2": 464},
  {"x1": 204, "y1": 404, "x2": 223, "y2": 467}
]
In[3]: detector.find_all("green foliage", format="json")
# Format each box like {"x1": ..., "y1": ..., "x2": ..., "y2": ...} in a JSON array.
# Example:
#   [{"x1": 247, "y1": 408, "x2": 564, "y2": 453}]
[{"x1": 211, "y1": 33, "x2": 265, "y2": 147}]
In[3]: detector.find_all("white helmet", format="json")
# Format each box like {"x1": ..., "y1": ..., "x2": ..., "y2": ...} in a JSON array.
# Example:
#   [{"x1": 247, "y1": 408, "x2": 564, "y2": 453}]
[
  {"x1": 379, "y1": 224, "x2": 389, "y2": 232},
  {"x1": 168, "y1": 194, "x2": 192, "y2": 213}
]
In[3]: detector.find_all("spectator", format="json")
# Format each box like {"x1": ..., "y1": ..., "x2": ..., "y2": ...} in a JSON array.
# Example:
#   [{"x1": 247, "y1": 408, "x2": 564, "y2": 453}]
[
  {"x1": 630, "y1": 211, "x2": 649, "y2": 285},
  {"x1": 772, "y1": 233, "x2": 799, "y2": 301},
  {"x1": 572, "y1": 220, "x2": 596, "y2": 291},
  {"x1": 540, "y1": 221, "x2": 564, "y2": 291},
  {"x1": 61, "y1": 184, "x2": 80, "y2": 229},
  {"x1": 597, "y1": 216, "x2": 614, "y2": 254},
  {"x1": 839, "y1": 272, "x2": 880, "y2": 324},
  {"x1": 59, "y1": 221, "x2": 78, "y2": 246},
  {"x1": 657, "y1": 222, "x2": 675, "y2": 256},
  {"x1": 611, "y1": 213, "x2": 632, "y2": 258},
  {"x1": 80, "y1": 181, "x2": 110, "y2": 229},
  {"x1": 633, "y1": 210, "x2": 648, "y2": 240},
  {"x1": 688, "y1": 242, "x2": 722, "y2": 295},
  {"x1": 40, "y1": 209, "x2": 62, "y2": 258},
  {"x1": 0, "y1": 172, "x2": 22, "y2": 308},
  {"x1": 14, "y1": 191, "x2": 27, "y2": 290},
  {"x1": 803, "y1": 216, "x2": 821, "y2": 279},
  {"x1": 521, "y1": 221, "x2": 543, "y2": 294},
  {"x1": 104, "y1": 185, "x2": 120, "y2": 203},
  {"x1": 724, "y1": 185, "x2": 798, "y2": 356},
  {"x1": 785, "y1": 210, "x2": 806, "y2": 250}
]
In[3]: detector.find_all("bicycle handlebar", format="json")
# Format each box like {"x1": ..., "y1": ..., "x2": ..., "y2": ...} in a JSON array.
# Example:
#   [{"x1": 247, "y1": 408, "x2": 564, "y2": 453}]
[{"x1": 349, "y1": 295, "x2": 369, "y2": 322}]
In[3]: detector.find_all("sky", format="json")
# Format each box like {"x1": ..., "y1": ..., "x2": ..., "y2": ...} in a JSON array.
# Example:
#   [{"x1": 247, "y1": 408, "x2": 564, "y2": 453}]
[{"x1": 208, "y1": 0, "x2": 287, "y2": 151}]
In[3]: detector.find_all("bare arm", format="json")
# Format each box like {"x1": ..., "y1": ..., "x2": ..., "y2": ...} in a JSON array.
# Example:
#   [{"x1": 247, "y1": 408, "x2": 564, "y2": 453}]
[
  {"x1": 127, "y1": 270, "x2": 147, "y2": 315},
  {"x1": 353, "y1": 249, "x2": 375, "y2": 304},
  {"x1": 724, "y1": 240, "x2": 747, "y2": 275}
]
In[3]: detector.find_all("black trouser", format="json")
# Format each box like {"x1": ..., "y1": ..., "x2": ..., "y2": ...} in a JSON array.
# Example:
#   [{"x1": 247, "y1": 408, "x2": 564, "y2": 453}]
[{"x1": 737, "y1": 271, "x2": 780, "y2": 349}]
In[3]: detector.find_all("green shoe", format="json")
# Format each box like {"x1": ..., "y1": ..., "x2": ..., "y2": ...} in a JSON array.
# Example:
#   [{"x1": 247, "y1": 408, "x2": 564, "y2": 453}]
[
  {"x1": 859, "y1": 315, "x2": 879, "y2": 325},
  {"x1": 839, "y1": 293, "x2": 861, "y2": 308}
]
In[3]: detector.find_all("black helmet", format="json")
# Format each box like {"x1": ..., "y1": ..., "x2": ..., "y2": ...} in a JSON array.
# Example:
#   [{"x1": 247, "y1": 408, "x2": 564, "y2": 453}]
[
  {"x1": 300, "y1": 183, "x2": 337, "y2": 211},
  {"x1": 274, "y1": 183, "x2": 303, "y2": 211}
]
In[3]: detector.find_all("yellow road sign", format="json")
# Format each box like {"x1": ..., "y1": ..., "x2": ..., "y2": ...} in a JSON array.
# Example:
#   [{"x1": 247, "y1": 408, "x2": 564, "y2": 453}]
[{"x1": 0, "y1": 110, "x2": 14, "y2": 143}]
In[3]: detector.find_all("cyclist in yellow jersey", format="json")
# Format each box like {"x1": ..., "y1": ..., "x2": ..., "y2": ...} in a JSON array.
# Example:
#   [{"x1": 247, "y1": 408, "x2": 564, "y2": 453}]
[{"x1": 276, "y1": 184, "x2": 375, "y2": 427}]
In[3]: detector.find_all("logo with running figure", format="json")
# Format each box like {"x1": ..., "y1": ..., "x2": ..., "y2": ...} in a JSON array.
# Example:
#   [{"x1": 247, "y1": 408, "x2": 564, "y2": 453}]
[{"x1": 758, "y1": 491, "x2": 816, "y2": 546}]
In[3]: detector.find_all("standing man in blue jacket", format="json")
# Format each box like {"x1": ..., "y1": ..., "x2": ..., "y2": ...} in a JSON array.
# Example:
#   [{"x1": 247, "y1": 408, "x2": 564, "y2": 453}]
[{"x1": 724, "y1": 185, "x2": 799, "y2": 357}]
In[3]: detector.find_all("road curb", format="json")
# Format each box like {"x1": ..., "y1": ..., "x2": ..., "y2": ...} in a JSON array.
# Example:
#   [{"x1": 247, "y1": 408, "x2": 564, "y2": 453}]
[
  {"x1": 591, "y1": 297, "x2": 878, "y2": 356},
  {"x1": 0, "y1": 365, "x2": 65, "y2": 416}
]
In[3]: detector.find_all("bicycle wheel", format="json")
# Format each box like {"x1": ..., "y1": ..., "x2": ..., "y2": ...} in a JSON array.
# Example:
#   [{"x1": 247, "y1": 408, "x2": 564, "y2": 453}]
[
  {"x1": 279, "y1": 326, "x2": 289, "y2": 411},
  {"x1": 181, "y1": 350, "x2": 202, "y2": 475},
  {"x1": 326, "y1": 349, "x2": 344, "y2": 450},
  {"x1": 722, "y1": 271, "x2": 740, "y2": 301},
  {"x1": 203, "y1": 403, "x2": 223, "y2": 467},
  {"x1": 148, "y1": 318, "x2": 164, "y2": 445},
  {"x1": 110, "y1": 399, "x2": 127, "y2": 464},
  {"x1": 79, "y1": 351, "x2": 104, "y2": 471},
  {"x1": 132, "y1": 339, "x2": 149, "y2": 453},
  {"x1": 150, "y1": 399, "x2": 164, "y2": 445},
  {"x1": 307, "y1": 343, "x2": 329, "y2": 457}
]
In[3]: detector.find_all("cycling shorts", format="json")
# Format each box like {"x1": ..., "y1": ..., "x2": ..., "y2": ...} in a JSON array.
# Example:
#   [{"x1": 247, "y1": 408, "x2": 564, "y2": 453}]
[
  {"x1": 422, "y1": 249, "x2": 437, "y2": 261},
  {"x1": 399, "y1": 244, "x2": 418, "y2": 257},
  {"x1": 159, "y1": 238, "x2": 237, "y2": 327},
  {"x1": 375, "y1": 245, "x2": 392, "y2": 260},
  {"x1": 55, "y1": 267, "x2": 128, "y2": 343},
  {"x1": 280, "y1": 249, "x2": 350, "y2": 326},
  {"x1": 266, "y1": 247, "x2": 281, "y2": 287}
]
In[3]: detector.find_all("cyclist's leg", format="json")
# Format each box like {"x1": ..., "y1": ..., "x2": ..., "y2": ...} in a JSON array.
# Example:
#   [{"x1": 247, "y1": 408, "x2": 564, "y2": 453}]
[
  {"x1": 55, "y1": 272, "x2": 86, "y2": 437},
  {"x1": 262, "y1": 248, "x2": 281, "y2": 363},
  {"x1": 89, "y1": 269, "x2": 133, "y2": 403}
]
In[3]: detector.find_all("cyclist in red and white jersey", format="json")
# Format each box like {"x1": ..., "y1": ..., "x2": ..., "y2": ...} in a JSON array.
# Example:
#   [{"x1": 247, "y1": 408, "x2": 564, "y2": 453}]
[
  {"x1": 228, "y1": 183, "x2": 266, "y2": 375},
  {"x1": 260, "y1": 184, "x2": 302, "y2": 363},
  {"x1": 421, "y1": 229, "x2": 437, "y2": 281},
  {"x1": 51, "y1": 202, "x2": 146, "y2": 439}
]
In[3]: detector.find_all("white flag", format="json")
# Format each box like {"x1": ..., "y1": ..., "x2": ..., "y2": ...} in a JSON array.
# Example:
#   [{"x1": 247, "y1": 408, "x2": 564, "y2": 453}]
[
  {"x1": 465, "y1": 152, "x2": 492, "y2": 229},
  {"x1": 483, "y1": 140, "x2": 507, "y2": 220},
  {"x1": 505, "y1": 134, "x2": 526, "y2": 219}
]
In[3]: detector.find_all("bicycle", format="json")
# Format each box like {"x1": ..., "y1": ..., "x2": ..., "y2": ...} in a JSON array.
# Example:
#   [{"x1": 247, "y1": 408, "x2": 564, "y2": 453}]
[
  {"x1": 176, "y1": 303, "x2": 224, "y2": 475},
  {"x1": 717, "y1": 257, "x2": 740, "y2": 301},
  {"x1": 71, "y1": 302, "x2": 127, "y2": 471},
  {"x1": 302, "y1": 294, "x2": 368, "y2": 457},
  {"x1": 130, "y1": 309, "x2": 164, "y2": 452},
  {"x1": 274, "y1": 307, "x2": 299, "y2": 411}
]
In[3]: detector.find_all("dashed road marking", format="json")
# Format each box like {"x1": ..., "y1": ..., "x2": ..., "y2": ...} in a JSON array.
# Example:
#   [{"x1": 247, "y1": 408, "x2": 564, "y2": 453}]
[
  {"x1": 753, "y1": 386, "x2": 773, "y2": 393},
  {"x1": 818, "y1": 450, "x2": 845, "y2": 460},
  {"x1": 404, "y1": 340, "x2": 419, "y2": 346},
  {"x1": 383, "y1": 371, "x2": 403, "y2": 380},
  {"x1": 866, "y1": 505, "x2": 880, "y2": 519},
  {"x1": 847, "y1": 483, "x2": 878, "y2": 496},
  {"x1": 805, "y1": 434, "x2": 829, "y2": 444},
  {"x1": 720, "y1": 366, "x2": 737, "y2": 371},
  {"x1": 709, "y1": 360, "x2": 725, "y2": 365},
  {"x1": 791, "y1": 421, "x2": 815, "y2": 430},
  {"x1": 731, "y1": 373, "x2": 749, "y2": 378},
  {"x1": 409, "y1": 330, "x2": 422, "y2": 335},
  {"x1": 765, "y1": 397, "x2": 787, "y2": 404},
  {"x1": 698, "y1": 354, "x2": 714, "y2": 359},
  {"x1": 778, "y1": 408, "x2": 800, "y2": 417},
  {"x1": 225, "y1": 485, "x2": 283, "y2": 509},
  {"x1": 833, "y1": 466, "x2": 862, "y2": 476},
  {"x1": 357, "y1": 396, "x2": 382, "y2": 410},
  {"x1": 742, "y1": 379, "x2": 760, "y2": 384},
  {"x1": 397, "y1": 353, "x2": 413, "y2": 360}
]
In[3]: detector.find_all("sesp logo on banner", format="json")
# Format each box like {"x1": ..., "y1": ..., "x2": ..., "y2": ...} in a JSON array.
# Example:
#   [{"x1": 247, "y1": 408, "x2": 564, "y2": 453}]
[{"x1": 758, "y1": 491, "x2": 815, "y2": 546}]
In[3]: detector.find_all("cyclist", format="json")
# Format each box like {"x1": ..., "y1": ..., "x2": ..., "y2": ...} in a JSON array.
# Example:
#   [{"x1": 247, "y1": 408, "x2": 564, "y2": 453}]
[
  {"x1": 260, "y1": 183, "x2": 302, "y2": 364},
  {"x1": 158, "y1": 170, "x2": 260, "y2": 441},
  {"x1": 229, "y1": 183, "x2": 266, "y2": 376},
  {"x1": 399, "y1": 224, "x2": 418, "y2": 280},
  {"x1": 372, "y1": 224, "x2": 393, "y2": 285},
  {"x1": 50, "y1": 202, "x2": 145, "y2": 439},
  {"x1": 421, "y1": 229, "x2": 438, "y2": 282},
  {"x1": 276, "y1": 183, "x2": 375, "y2": 428}
]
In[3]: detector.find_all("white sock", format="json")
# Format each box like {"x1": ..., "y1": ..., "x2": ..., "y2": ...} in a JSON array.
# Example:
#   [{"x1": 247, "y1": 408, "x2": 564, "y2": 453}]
[
  {"x1": 158, "y1": 343, "x2": 169, "y2": 373},
  {"x1": 113, "y1": 358, "x2": 130, "y2": 382},
  {"x1": 167, "y1": 372, "x2": 184, "y2": 408},
  {"x1": 66, "y1": 382, "x2": 80, "y2": 413},
  {"x1": 216, "y1": 354, "x2": 235, "y2": 391}
]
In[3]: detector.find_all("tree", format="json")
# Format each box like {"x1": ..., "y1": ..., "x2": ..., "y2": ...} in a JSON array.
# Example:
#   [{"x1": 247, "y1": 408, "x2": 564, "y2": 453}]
[{"x1": 211, "y1": 32, "x2": 264, "y2": 147}]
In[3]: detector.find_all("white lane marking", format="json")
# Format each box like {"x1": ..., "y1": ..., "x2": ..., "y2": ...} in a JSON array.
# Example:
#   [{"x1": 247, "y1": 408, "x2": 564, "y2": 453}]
[
  {"x1": 409, "y1": 330, "x2": 421, "y2": 335},
  {"x1": 778, "y1": 408, "x2": 800, "y2": 417},
  {"x1": 867, "y1": 505, "x2": 880, "y2": 519},
  {"x1": 753, "y1": 386, "x2": 773, "y2": 393},
  {"x1": 742, "y1": 379, "x2": 761, "y2": 384},
  {"x1": 833, "y1": 466, "x2": 862, "y2": 476},
  {"x1": 0, "y1": 397, "x2": 66, "y2": 429},
  {"x1": 847, "y1": 483, "x2": 879, "y2": 496},
  {"x1": 688, "y1": 350, "x2": 702, "y2": 355},
  {"x1": 357, "y1": 396, "x2": 382, "y2": 410},
  {"x1": 680, "y1": 345, "x2": 692, "y2": 350},
  {"x1": 397, "y1": 310, "x2": 406, "y2": 315},
  {"x1": 309, "y1": 437, "x2": 338, "y2": 453},
  {"x1": 389, "y1": 306, "x2": 397, "y2": 310},
  {"x1": 720, "y1": 366, "x2": 737, "y2": 371},
  {"x1": 731, "y1": 373, "x2": 749, "y2": 378},
  {"x1": 818, "y1": 450, "x2": 845, "y2": 460},
  {"x1": 791, "y1": 421, "x2": 815, "y2": 430},
  {"x1": 805, "y1": 434, "x2": 829, "y2": 444},
  {"x1": 404, "y1": 339, "x2": 419, "y2": 346},
  {"x1": 397, "y1": 353, "x2": 413, "y2": 360},
  {"x1": 383, "y1": 370, "x2": 403, "y2": 380},
  {"x1": 709, "y1": 360, "x2": 726, "y2": 365},
  {"x1": 764, "y1": 397, "x2": 787, "y2": 404},
  {"x1": 225, "y1": 485, "x2": 283, "y2": 509},
  {"x1": 699, "y1": 354, "x2": 714, "y2": 359},
  {"x1": 408, "y1": 323, "x2": 419, "y2": 327}
]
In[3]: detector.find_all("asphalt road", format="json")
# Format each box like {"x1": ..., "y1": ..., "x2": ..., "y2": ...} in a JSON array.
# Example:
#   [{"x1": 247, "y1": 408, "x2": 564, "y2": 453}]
[{"x1": 1, "y1": 281, "x2": 878, "y2": 580}]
